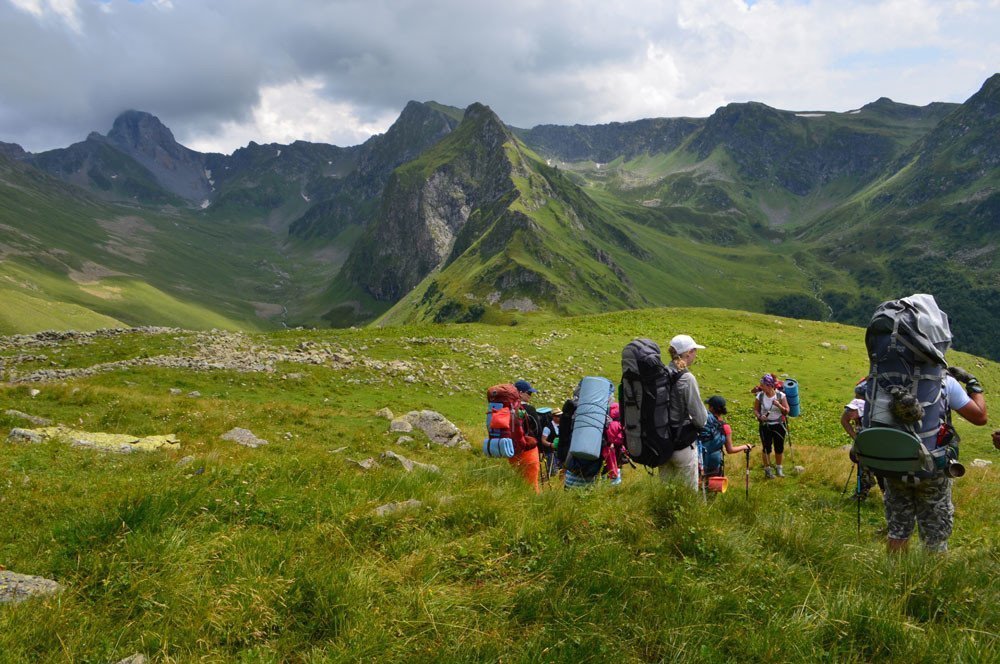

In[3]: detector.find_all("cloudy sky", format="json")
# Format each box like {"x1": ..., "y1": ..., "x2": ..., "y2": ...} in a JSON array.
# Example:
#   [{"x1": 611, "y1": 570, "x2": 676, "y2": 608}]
[{"x1": 2, "y1": 0, "x2": 998, "y2": 154}]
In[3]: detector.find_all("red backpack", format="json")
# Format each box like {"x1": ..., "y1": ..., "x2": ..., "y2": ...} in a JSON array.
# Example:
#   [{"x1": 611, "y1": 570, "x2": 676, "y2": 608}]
[{"x1": 484, "y1": 384, "x2": 529, "y2": 458}]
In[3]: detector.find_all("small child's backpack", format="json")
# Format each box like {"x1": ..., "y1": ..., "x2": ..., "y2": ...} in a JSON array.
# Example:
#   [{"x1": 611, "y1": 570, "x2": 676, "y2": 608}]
[
  {"x1": 483, "y1": 384, "x2": 525, "y2": 458},
  {"x1": 697, "y1": 413, "x2": 727, "y2": 476}
]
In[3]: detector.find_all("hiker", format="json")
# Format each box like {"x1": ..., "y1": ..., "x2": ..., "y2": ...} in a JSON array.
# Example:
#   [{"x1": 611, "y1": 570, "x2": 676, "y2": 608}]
[
  {"x1": 700, "y1": 395, "x2": 752, "y2": 481},
  {"x1": 539, "y1": 408, "x2": 559, "y2": 478},
  {"x1": 841, "y1": 379, "x2": 882, "y2": 499},
  {"x1": 510, "y1": 379, "x2": 541, "y2": 494},
  {"x1": 604, "y1": 402, "x2": 625, "y2": 485},
  {"x1": 754, "y1": 374, "x2": 789, "y2": 478},
  {"x1": 659, "y1": 334, "x2": 708, "y2": 490}
]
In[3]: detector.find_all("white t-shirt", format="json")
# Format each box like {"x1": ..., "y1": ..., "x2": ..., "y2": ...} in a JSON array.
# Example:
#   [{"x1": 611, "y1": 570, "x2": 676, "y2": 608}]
[
  {"x1": 542, "y1": 422, "x2": 559, "y2": 440},
  {"x1": 757, "y1": 391, "x2": 785, "y2": 422},
  {"x1": 945, "y1": 375, "x2": 971, "y2": 410}
]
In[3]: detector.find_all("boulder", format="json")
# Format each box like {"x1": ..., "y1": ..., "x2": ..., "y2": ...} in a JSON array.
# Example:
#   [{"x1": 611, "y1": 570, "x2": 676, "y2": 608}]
[
  {"x1": 404, "y1": 410, "x2": 465, "y2": 446},
  {"x1": 376, "y1": 407, "x2": 394, "y2": 420},
  {"x1": 389, "y1": 418, "x2": 413, "y2": 433},
  {"x1": 374, "y1": 499, "x2": 422, "y2": 516},
  {"x1": 221, "y1": 428, "x2": 268, "y2": 448},
  {"x1": 396, "y1": 435, "x2": 414, "y2": 445},
  {"x1": 971, "y1": 458, "x2": 993, "y2": 468},
  {"x1": 381, "y1": 450, "x2": 440, "y2": 473},
  {"x1": 0, "y1": 570, "x2": 63, "y2": 604},
  {"x1": 8, "y1": 427, "x2": 179, "y2": 453},
  {"x1": 176, "y1": 455, "x2": 196, "y2": 467},
  {"x1": 347, "y1": 457, "x2": 378, "y2": 470},
  {"x1": 793, "y1": 466, "x2": 806, "y2": 475},
  {"x1": 7, "y1": 428, "x2": 45, "y2": 444}
]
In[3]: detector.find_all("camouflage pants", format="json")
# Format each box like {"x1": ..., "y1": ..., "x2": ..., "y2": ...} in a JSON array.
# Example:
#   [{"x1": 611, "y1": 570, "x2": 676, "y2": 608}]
[{"x1": 882, "y1": 475, "x2": 953, "y2": 552}]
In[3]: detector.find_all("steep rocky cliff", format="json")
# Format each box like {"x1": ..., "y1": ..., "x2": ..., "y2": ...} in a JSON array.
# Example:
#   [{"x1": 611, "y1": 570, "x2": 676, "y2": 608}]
[{"x1": 344, "y1": 103, "x2": 515, "y2": 300}]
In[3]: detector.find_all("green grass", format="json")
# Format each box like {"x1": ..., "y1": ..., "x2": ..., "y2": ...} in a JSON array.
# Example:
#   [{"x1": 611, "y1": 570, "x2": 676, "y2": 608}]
[{"x1": 1, "y1": 307, "x2": 998, "y2": 662}]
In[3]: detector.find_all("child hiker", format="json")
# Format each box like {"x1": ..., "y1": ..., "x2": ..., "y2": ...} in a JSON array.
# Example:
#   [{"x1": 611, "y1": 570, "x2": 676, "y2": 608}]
[{"x1": 754, "y1": 374, "x2": 789, "y2": 478}]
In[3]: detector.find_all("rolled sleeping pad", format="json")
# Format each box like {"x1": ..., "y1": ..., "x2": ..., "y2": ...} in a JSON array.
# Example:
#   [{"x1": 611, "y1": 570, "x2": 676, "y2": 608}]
[
  {"x1": 483, "y1": 436, "x2": 515, "y2": 458},
  {"x1": 784, "y1": 378, "x2": 801, "y2": 417},
  {"x1": 568, "y1": 376, "x2": 614, "y2": 461},
  {"x1": 483, "y1": 401, "x2": 516, "y2": 458}
]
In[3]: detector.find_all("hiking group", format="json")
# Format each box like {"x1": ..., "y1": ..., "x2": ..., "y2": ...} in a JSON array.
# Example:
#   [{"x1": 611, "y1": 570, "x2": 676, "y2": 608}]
[
  {"x1": 485, "y1": 333, "x2": 757, "y2": 495},
  {"x1": 483, "y1": 293, "x2": 996, "y2": 554}
]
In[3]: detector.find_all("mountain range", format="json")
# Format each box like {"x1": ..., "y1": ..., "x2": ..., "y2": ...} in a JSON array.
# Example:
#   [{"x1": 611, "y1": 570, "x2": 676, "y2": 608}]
[{"x1": 1, "y1": 74, "x2": 998, "y2": 358}]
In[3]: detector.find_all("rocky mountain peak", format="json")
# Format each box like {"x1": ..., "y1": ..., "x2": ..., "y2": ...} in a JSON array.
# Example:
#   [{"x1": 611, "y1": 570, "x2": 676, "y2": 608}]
[
  {"x1": 107, "y1": 110, "x2": 181, "y2": 156},
  {"x1": 0, "y1": 141, "x2": 26, "y2": 160}
]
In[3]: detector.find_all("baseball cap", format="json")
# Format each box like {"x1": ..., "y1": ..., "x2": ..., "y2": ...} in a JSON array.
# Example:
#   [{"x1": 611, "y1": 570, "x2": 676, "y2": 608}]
[
  {"x1": 669, "y1": 334, "x2": 705, "y2": 355},
  {"x1": 706, "y1": 395, "x2": 727, "y2": 414},
  {"x1": 514, "y1": 380, "x2": 537, "y2": 394}
]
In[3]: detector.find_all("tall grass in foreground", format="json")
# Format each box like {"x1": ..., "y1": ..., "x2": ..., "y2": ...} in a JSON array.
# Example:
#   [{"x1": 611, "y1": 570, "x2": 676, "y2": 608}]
[{"x1": 0, "y1": 310, "x2": 997, "y2": 662}]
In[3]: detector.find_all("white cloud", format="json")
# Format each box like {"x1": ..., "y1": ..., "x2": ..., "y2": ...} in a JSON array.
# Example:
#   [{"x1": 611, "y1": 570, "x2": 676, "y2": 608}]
[
  {"x1": 10, "y1": 0, "x2": 81, "y2": 32},
  {"x1": 181, "y1": 78, "x2": 398, "y2": 154}
]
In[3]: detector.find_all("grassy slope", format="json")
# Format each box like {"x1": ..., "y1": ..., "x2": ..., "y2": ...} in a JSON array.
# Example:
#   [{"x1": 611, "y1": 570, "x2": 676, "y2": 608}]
[{"x1": 0, "y1": 307, "x2": 997, "y2": 662}]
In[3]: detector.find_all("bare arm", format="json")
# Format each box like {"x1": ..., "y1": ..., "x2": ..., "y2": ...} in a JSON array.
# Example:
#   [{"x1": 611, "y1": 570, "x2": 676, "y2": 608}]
[
  {"x1": 841, "y1": 410, "x2": 859, "y2": 439},
  {"x1": 956, "y1": 392, "x2": 987, "y2": 426},
  {"x1": 723, "y1": 425, "x2": 752, "y2": 454}
]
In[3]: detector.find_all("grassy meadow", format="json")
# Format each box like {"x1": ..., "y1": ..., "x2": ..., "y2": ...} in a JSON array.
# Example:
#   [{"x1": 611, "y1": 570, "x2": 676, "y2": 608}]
[{"x1": 0, "y1": 307, "x2": 998, "y2": 662}]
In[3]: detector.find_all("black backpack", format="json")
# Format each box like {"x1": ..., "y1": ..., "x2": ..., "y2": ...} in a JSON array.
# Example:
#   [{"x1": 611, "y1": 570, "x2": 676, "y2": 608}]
[
  {"x1": 620, "y1": 338, "x2": 689, "y2": 468},
  {"x1": 555, "y1": 398, "x2": 576, "y2": 466}
]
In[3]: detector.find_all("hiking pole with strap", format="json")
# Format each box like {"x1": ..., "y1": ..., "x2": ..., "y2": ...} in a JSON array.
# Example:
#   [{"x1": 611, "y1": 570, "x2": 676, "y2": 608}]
[
  {"x1": 856, "y1": 461, "x2": 862, "y2": 537},
  {"x1": 745, "y1": 448, "x2": 750, "y2": 501}
]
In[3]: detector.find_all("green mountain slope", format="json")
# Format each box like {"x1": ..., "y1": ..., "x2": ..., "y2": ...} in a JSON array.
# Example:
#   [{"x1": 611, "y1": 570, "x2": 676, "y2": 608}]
[
  {"x1": 341, "y1": 105, "x2": 842, "y2": 327},
  {"x1": 795, "y1": 73, "x2": 1000, "y2": 359}
]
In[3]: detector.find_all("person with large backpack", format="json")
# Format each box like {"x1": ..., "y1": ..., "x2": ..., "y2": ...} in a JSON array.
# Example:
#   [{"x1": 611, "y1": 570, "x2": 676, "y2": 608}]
[
  {"x1": 699, "y1": 395, "x2": 753, "y2": 483},
  {"x1": 754, "y1": 374, "x2": 790, "y2": 478},
  {"x1": 619, "y1": 335, "x2": 707, "y2": 491},
  {"x1": 852, "y1": 294, "x2": 987, "y2": 553},
  {"x1": 660, "y1": 335, "x2": 709, "y2": 489},
  {"x1": 512, "y1": 379, "x2": 542, "y2": 493}
]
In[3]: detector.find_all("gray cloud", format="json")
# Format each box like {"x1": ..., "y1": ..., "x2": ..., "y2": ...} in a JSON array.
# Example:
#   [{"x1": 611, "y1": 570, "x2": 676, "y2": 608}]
[{"x1": 1, "y1": 0, "x2": 998, "y2": 154}]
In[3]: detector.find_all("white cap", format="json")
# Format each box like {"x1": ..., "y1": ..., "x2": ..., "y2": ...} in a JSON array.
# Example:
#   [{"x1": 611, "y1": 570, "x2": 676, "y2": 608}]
[{"x1": 669, "y1": 334, "x2": 706, "y2": 354}]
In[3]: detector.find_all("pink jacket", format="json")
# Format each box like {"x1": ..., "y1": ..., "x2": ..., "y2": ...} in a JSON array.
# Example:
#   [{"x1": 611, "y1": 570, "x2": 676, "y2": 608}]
[{"x1": 603, "y1": 402, "x2": 624, "y2": 479}]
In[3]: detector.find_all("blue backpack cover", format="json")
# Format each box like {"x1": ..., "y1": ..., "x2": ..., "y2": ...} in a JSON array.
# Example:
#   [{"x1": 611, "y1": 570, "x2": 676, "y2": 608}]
[{"x1": 697, "y1": 413, "x2": 726, "y2": 474}]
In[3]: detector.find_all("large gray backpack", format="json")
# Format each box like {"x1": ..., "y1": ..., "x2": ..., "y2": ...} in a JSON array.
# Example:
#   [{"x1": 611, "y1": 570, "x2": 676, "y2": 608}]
[
  {"x1": 859, "y1": 294, "x2": 953, "y2": 478},
  {"x1": 620, "y1": 338, "x2": 689, "y2": 467}
]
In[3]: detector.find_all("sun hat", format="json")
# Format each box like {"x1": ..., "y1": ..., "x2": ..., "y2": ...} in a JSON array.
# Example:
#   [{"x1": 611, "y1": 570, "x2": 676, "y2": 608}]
[{"x1": 669, "y1": 334, "x2": 705, "y2": 355}]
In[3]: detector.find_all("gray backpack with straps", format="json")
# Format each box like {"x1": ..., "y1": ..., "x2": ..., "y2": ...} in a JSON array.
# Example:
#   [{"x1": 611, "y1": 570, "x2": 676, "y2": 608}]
[{"x1": 859, "y1": 294, "x2": 953, "y2": 478}]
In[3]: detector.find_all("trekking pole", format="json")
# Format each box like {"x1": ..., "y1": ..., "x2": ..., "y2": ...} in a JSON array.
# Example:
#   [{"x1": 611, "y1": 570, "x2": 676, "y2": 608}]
[
  {"x1": 744, "y1": 448, "x2": 750, "y2": 501},
  {"x1": 856, "y1": 462, "x2": 862, "y2": 537},
  {"x1": 841, "y1": 463, "x2": 855, "y2": 496},
  {"x1": 785, "y1": 418, "x2": 792, "y2": 462}
]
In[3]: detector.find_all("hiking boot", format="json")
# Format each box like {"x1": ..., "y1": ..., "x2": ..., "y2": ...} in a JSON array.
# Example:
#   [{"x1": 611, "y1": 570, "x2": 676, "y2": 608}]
[
  {"x1": 775, "y1": 465, "x2": 785, "y2": 478},
  {"x1": 764, "y1": 466, "x2": 774, "y2": 479}
]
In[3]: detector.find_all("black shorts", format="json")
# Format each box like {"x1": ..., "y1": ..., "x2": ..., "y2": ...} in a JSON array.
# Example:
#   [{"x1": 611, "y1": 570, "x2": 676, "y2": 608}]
[{"x1": 759, "y1": 422, "x2": 786, "y2": 454}]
